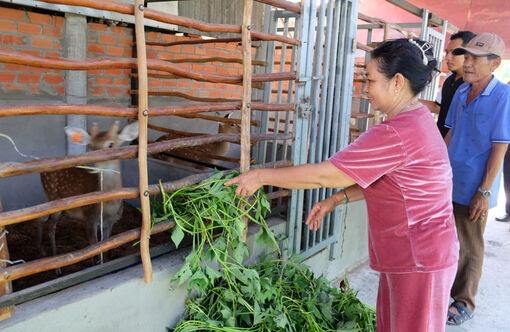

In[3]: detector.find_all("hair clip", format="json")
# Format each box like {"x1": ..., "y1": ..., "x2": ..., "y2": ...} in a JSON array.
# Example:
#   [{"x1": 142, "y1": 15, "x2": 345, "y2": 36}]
[{"x1": 408, "y1": 39, "x2": 432, "y2": 65}]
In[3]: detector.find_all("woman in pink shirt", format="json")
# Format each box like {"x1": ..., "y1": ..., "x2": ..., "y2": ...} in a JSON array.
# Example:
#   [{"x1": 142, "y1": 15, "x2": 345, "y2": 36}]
[{"x1": 225, "y1": 38, "x2": 459, "y2": 332}]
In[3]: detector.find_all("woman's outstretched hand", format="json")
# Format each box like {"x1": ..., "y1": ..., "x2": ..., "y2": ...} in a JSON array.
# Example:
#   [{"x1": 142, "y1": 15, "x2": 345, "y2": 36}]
[
  {"x1": 305, "y1": 195, "x2": 339, "y2": 231},
  {"x1": 224, "y1": 169, "x2": 263, "y2": 197}
]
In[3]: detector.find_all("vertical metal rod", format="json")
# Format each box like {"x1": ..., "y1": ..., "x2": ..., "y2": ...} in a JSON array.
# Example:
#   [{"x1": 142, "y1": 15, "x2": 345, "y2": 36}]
[
  {"x1": 319, "y1": 0, "x2": 342, "y2": 242},
  {"x1": 134, "y1": 0, "x2": 152, "y2": 283},
  {"x1": 306, "y1": 0, "x2": 328, "y2": 249},
  {"x1": 241, "y1": 0, "x2": 254, "y2": 242}
]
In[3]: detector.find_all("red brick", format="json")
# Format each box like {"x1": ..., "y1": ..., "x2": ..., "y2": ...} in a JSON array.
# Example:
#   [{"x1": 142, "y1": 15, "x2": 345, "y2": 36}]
[
  {"x1": 89, "y1": 23, "x2": 107, "y2": 32},
  {"x1": 181, "y1": 45, "x2": 194, "y2": 54},
  {"x1": 43, "y1": 74, "x2": 64, "y2": 84},
  {"x1": 204, "y1": 65, "x2": 217, "y2": 73},
  {"x1": 149, "y1": 79, "x2": 162, "y2": 89},
  {"x1": 190, "y1": 81, "x2": 202, "y2": 89},
  {"x1": 3, "y1": 84, "x2": 26, "y2": 93},
  {"x1": 192, "y1": 64, "x2": 204, "y2": 72},
  {"x1": 96, "y1": 77, "x2": 114, "y2": 85},
  {"x1": 3, "y1": 35, "x2": 25, "y2": 45},
  {"x1": 104, "y1": 69, "x2": 122, "y2": 76},
  {"x1": 163, "y1": 80, "x2": 177, "y2": 88},
  {"x1": 99, "y1": 34, "x2": 116, "y2": 45},
  {"x1": 88, "y1": 44, "x2": 105, "y2": 54},
  {"x1": 106, "y1": 46, "x2": 124, "y2": 56},
  {"x1": 146, "y1": 32, "x2": 161, "y2": 41},
  {"x1": 18, "y1": 73, "x2": 41, "y2": 83},
  {"x1": 0, "y1": 7, "x2": 25, "y2": 21},
  {"x1": 31, "y1": 36, "x2": 53, "y2": 49},
  {"x1": 146, "y1": 50, "x2": 157, "y2": 59},
  {"x1": 18, "y1": 22, "x2": 41, "y2": 35},
  {"x1": 28, "y1": 12, "x2": 51, "y2": 25},
  {"x1": 3, "y1": 63, "x2": 27, "y2": 71},
  {"x1": 159, "y1": 53, "x2": 173, "y2": 61},
  {"x1": 177, "y1": 81, "x2": 189, "y2": 89},
  {"x1": 0, "y1": 20, "x2": 16, "y2": 32},
  {"x1": 107, "y1": 87, "x2": 123, "y2": 96},
  {"x1": 118, "y1": 36, "x2": 133, "y2": 46},
  {"x1": 209, "y1": 90, "x2": 221, "y2": 98},
  {"x1": 30, "y1": 85, "x2": 39, "y2": 94},
  {"x1": 89, "y1": 87, "x2": 105, "y2": 96},
  {"x1": 54, "y1": 85, "x2": 65, "y2": 95},
  {"x1": 42, "y1": 26, "x2": 62, "y2": 38},
  {"x1": 54, "y1": 40, "x2": 61, "y2": 50},
  {"x1": 111, "y1": 26, "x2": 127, "y2": 35},
  {"x1": 206, "y1": 48, "x2": 220, "y2": 57},
  {"x1": 0, "y1": 72, "x2": 16, "y2": 83},
  {"x1": 88, "y1": 69, "x2": 103, "y2": 75},
  {"x1": 217, "y1": 66, "x2": 228, "y2": 74},
  {"x1": 20, "y1": 49, "x2": 41, "y2": 57},
  {"x1": 115, "y1": 78, "x2": 130, "y2": 86},
  {"x1": 161, "y1": 33, "x2": 176, "y2": 43},
  {"x1": 203, "y1": 82, "x2": 216, "y2": 90},
  {"x1": 53, "y1": 16, "x2": 64, "y2": 27},
  {"x1": 0, "y1": 46, "x2": 15, "y2": 52},
  {"x1": 45, "y1": 51, "x2": 61, "y2": 58},
  {"x1": 124, "y1": 49, "x2": 132, "y2": 58}
]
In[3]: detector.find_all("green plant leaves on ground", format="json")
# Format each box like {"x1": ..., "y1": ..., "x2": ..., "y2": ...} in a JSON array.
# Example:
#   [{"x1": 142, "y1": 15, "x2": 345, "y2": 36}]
[{"x1": 152, "y1": 171, "x2": 376, "y2": 332}]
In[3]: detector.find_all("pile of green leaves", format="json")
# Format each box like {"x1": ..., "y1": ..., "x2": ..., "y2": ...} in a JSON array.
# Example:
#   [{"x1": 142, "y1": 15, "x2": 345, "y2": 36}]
[{"x1": 151, "y1": 171, "x2": 376, "y2": 332}]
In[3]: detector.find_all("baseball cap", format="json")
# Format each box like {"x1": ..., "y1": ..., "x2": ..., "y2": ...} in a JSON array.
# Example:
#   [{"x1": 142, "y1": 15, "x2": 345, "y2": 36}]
[{"x1": 453, "y1": 32, "x2": 505, "y2": 57}]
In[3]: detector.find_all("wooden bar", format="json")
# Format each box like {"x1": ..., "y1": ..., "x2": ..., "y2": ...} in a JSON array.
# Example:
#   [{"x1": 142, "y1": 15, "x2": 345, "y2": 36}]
[
  {"x1": 166, "y1": 57, "x2": 266, "y2": 66},
  {"x1": 0, "y1": 159, "x2": 292, "y2": 226},
  {"x1": 0, "y1": 133, "x2": 294, "y2": 178},
  {"x1": 133, "y1": 90, "x2": 240, "y2": 103},
  {"x1": 134, "y1": 0, "x2": 152, "y2": 284},
  {"x1": 0, "y1": 201, "x2": 14, "y2": 320},
  {"x1": 0, "y1": 50, "x2": 296, "y2": 85},
  {"x1": 0, "y1": 220, "x2": 175, "y2": 283},
  {"x1": 35, "y1": 0, "x2": 298, "y2": 45},
  {"x1": 0, "y1": 102, "x2": 294, "y2": 118},
  {"x1": 254, "y1": 0, "x2": 301, "y2": 13},
  {"x1": 146, "y1": 37, "x2": 255, "y2": 47}
]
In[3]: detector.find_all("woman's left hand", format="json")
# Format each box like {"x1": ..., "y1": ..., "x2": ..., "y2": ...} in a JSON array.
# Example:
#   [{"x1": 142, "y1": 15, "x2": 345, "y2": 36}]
[{"x1": 224, "y1": 169, "x2": 263, "y2": 197}]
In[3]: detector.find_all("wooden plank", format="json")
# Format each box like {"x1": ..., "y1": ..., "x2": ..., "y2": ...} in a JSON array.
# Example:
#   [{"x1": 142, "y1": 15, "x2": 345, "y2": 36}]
[
  {"x1": 135, "y1": 0, "x2": 152, "y2": 284},
  {"x1": 0, "y1": 201, "x2": 14, "y2": 321}
]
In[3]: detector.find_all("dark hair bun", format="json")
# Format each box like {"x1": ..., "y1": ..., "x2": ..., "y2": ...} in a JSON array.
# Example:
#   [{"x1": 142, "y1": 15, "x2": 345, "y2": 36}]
[{"x1": 371, "y1": 38, "x2": 439, "y2": 95}]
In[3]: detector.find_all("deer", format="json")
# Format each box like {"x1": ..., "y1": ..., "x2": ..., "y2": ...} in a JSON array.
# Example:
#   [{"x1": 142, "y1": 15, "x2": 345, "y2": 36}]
[
  {"x1": 152, "y1": 113, "x2": 241, "y2": 168},
  {"x1": 37, "y1": 121, "x2": 139, "y2": 260}
]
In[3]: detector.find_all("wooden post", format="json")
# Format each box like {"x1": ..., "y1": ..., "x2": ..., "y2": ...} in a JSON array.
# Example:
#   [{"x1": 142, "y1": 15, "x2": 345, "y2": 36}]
[
  {"x1": 241, "y1": 0, "x2": 253, "y2": 241},
  {"x1": 0, "y1": 201, "x2": 15, "y2": 321},
  {"x1": 134, "y1": 0, "x2": 152, "y2": 283}
]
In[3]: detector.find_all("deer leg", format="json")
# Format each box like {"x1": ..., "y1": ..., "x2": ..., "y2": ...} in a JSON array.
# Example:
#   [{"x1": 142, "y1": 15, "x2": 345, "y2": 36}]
[
  {"x1": 36, "y1": 216, "x2": 49, "y2": 257},
  {"x1": 47, "y1": 212, "x2": 62, "y2": 275}
]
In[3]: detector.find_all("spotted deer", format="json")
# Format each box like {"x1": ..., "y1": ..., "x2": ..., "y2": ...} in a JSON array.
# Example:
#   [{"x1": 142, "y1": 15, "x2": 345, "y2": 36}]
[
  {"x1": 38, "y1": 121, "x2": 139, "y2": 258},
  {"x1": 153, "y1": 113, "x2": 241, "y2": 168}
]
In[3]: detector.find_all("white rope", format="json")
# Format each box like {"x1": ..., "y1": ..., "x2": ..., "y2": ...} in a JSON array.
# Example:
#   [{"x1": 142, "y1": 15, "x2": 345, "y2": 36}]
[
  {"x1": 0, "y1": 230, "x2": 26, "y2": 265},
  {"x1": 0, "y1": 133, "x2": 41, "y2": 160}
]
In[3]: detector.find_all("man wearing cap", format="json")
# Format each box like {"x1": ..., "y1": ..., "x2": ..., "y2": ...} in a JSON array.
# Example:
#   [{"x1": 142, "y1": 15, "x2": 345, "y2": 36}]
[
  {"x1": 445, "y1": 32, "x2": 510, "y2": 325},
  {"x1": 421, "y1": 31, "x2": 476, "y2": 137}
]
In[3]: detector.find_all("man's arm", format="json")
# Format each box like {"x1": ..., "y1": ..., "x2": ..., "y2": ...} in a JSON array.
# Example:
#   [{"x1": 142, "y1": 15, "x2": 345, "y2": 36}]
[
  {"x1": 419, "y1": 99, "x2": 440, "y2": 114},
  {"x1": 469, "y1": 143, "x2": 508, "y2": 221}
]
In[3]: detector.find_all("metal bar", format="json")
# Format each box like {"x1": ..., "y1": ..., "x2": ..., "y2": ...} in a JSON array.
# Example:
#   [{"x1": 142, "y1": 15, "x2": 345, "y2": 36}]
[{"x1": 305, "y1": 0, "x2": 328, "y2": 250}]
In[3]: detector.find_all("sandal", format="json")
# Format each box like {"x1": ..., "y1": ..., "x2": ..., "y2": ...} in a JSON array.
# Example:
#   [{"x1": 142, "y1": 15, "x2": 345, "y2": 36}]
[{"x1": 446, "y1": 301, "x2": 474, "y2": 326}]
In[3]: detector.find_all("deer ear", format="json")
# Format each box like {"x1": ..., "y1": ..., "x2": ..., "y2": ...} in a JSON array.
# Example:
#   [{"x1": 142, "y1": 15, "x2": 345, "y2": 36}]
[
  {"x1": 118, "y1": 121, "x2": 139, "y2": 142},
  {"x1": 64, "y1": 127, "x2": 91, "y2": 145}
]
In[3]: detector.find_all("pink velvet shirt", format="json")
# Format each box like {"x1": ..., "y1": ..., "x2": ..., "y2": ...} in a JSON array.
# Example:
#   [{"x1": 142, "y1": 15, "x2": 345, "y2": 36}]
[{"x1": 329, "y1": 106, "x2": 459, "y2": 273}]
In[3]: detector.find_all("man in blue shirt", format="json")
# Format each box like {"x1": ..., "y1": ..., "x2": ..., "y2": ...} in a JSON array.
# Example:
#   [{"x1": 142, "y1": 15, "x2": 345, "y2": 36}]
[{"x1": 444, "y1": 32, "x2": 510, "y2": 326}]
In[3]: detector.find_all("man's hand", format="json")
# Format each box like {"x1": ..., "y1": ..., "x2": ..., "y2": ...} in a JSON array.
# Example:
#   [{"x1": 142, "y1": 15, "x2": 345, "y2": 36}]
[
  {"x1": 224, "y1": 169, "x2": 262, "y2": 197},
  {"x1": 305, "y1": 195, "x2": 341, "y2": 231},
  {"x1": 469, "y1": 192, "x2": 490, "y2": 221}
]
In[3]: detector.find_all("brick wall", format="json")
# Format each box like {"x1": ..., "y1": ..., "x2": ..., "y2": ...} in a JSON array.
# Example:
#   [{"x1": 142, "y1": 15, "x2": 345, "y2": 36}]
[{"x1": 0, "y1": 5, "x2": 258, "y2": 102}]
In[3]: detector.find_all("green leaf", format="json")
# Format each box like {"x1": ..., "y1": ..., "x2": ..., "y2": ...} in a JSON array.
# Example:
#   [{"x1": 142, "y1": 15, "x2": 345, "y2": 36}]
[
  {"x1": 189, "y1": 269, "x2": 209, "y2": 294},
  {"x1": 205, "y1": 266, "x2": 222, "y2": 283},
  {"x1": 172, "y1": 263, "x2": 193, "y2": 287},
  {"x1": 274, "y1": 312, "x2": 289, "y2": 329},
  {"x1": 171, "y1": 226, "x2": 185, "y2": 248}
]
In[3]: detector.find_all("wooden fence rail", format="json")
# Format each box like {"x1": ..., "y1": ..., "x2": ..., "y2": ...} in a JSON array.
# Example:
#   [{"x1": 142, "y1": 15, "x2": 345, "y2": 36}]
[
  {"x1": 0, "y1": 102, "x2": 294, "y2": 118},
  {"x1": 35, "y1": 0, "x2": 297, "y2": 45},
  {"x1": 0, "y1": 133, "x2": 293, "y2": 178},
  {"x1": 0, "y1": 51, "x2": 295, "y2": 85}
]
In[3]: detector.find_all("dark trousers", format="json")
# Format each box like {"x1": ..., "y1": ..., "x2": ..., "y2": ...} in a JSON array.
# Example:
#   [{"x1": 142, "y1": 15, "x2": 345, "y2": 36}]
[
  {"x1": 503, "y1": 149, "x2": 510, "y2": 213},
  {"x1": 450, "y1": 203, "x2": 487, "y2": 312}
]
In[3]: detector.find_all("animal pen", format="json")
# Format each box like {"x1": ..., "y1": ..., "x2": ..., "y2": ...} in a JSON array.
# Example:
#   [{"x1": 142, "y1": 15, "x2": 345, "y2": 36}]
[{"x1": 0, "y1": 0, "x2": 361, "y2": 322}]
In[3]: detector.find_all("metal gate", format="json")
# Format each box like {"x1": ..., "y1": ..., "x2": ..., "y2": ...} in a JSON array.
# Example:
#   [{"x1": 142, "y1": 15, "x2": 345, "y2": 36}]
[{"x1": 254, "y1": 0, "x2": 359, "y2": 259}]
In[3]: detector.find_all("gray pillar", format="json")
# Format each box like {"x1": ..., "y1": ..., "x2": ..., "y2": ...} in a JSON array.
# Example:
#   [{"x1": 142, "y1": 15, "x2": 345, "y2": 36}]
[{"x1": 64, "y1": 13, "x2": 87, "y2": 155}]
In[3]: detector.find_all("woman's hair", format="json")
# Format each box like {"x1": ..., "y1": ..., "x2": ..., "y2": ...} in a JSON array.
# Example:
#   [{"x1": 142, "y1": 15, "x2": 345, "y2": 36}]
[{"x1": 371, "y1": 38, "x2": 438, "y2": 95}]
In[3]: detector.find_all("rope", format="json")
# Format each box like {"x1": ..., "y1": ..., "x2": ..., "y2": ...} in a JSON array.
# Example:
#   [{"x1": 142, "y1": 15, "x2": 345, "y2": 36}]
[{"x1": 0, "y1": 133, "x2": 41, "y2": 160}]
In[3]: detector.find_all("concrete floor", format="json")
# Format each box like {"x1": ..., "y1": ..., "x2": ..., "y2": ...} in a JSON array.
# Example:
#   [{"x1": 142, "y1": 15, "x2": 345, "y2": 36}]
[{"x1": 348, "y1": 188, "x2": 510, "y2": 332}]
